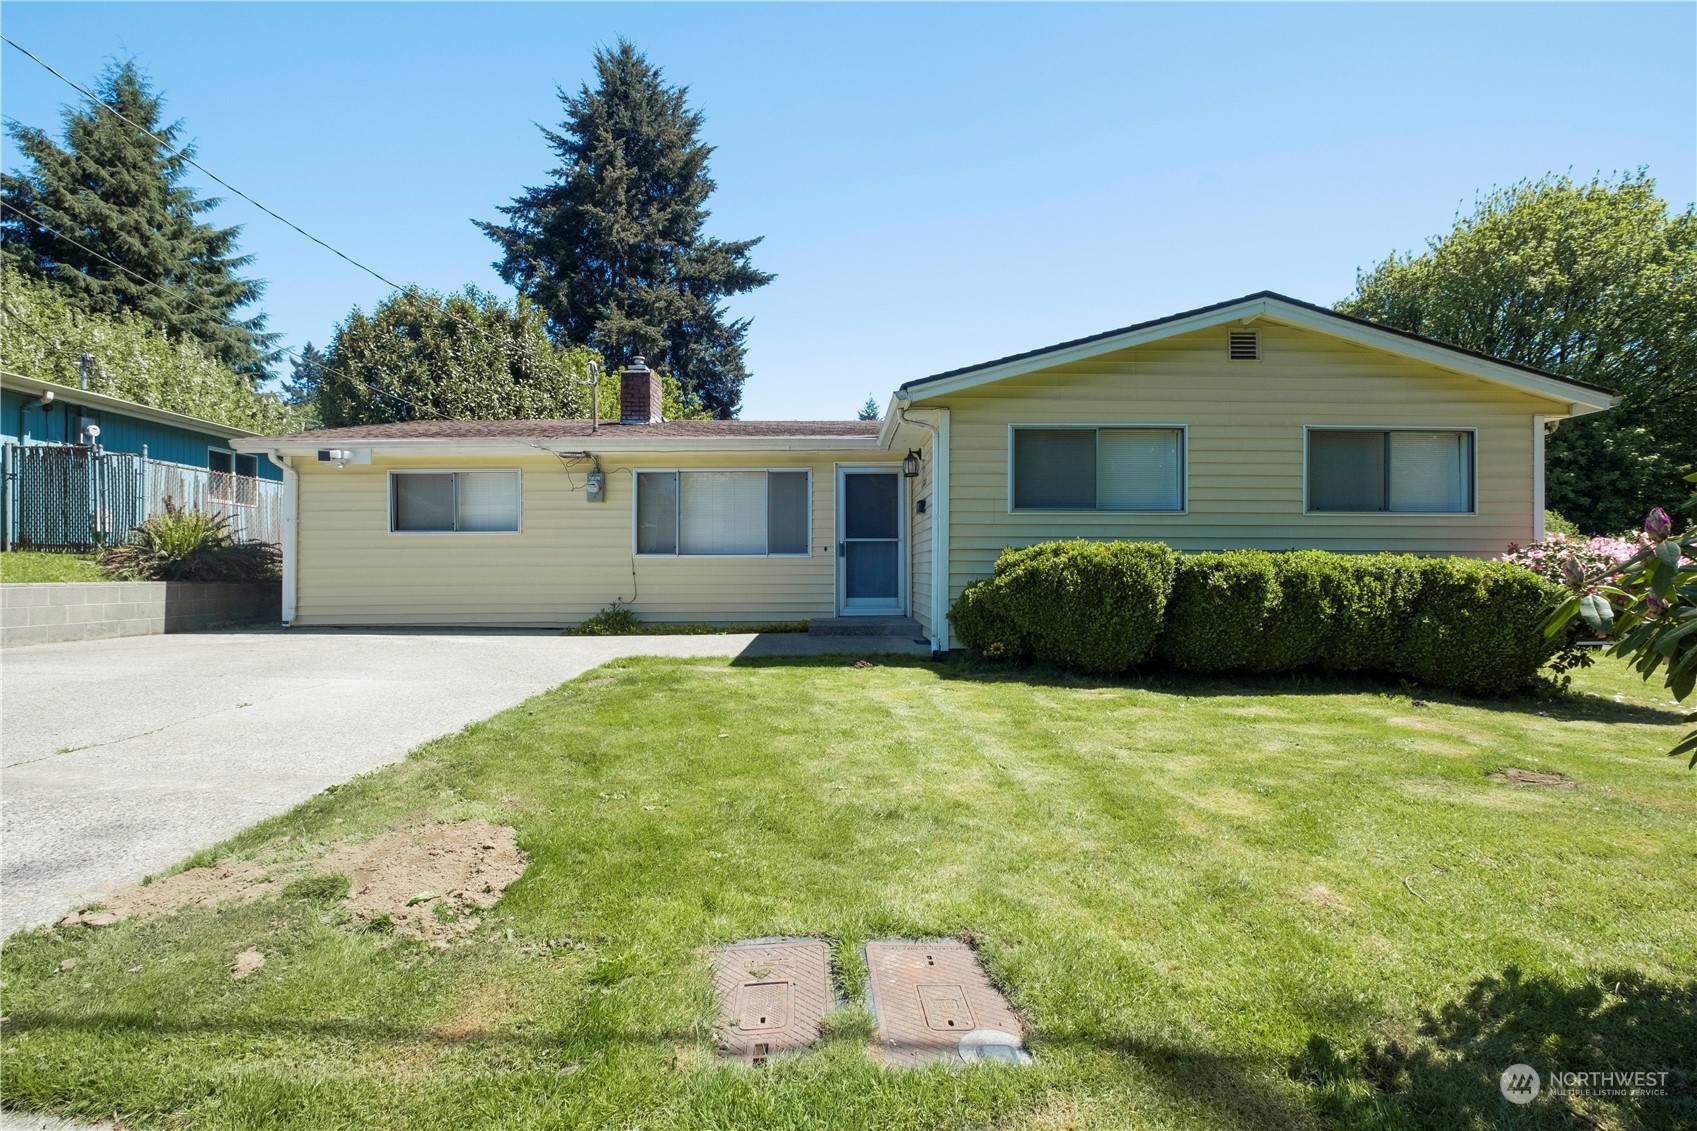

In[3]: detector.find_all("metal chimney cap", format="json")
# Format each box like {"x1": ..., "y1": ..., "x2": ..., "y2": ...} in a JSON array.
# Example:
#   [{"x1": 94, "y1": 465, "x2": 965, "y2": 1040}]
[{"x1": 626, "y1": 356, "x2": 649, "y2": 371}]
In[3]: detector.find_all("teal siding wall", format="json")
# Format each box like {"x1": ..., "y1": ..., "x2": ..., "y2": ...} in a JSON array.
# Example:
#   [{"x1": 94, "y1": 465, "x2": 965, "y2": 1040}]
[{"x1": 1, "y1": 389, "x2": 280, "y2": 480}]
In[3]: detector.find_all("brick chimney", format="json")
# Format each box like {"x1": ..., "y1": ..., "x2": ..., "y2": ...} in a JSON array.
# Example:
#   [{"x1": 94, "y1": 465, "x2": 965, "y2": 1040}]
[{"x1": 620, "y1": 357, "x2": 661, "y2": 425}]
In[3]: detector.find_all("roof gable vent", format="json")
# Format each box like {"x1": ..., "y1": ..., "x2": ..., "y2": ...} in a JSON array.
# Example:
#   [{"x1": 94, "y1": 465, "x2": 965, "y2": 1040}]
[{"x1": 1228, "y1": 331, "x2": 1259, "y2": 361}]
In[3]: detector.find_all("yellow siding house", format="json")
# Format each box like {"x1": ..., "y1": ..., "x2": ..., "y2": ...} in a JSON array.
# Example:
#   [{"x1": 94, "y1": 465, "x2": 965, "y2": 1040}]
[{"x1": 236, "y1": 293, "x2": 1617, "y2": 650}]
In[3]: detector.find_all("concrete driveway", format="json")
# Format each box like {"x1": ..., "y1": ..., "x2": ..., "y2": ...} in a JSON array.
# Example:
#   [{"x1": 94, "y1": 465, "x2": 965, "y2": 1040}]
[{"x1": 1, "y1": 627, "x2": 925, "y2": 937}]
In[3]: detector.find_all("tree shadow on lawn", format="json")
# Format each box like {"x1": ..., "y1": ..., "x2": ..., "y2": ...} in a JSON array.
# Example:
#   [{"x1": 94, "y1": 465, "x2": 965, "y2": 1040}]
[
  {"x1": 1289, "y1": 966, "x2": 1697, "y2": 1130},
  {"x1": 727, "y1": 654, "x2": 1689, "y2": 729}
]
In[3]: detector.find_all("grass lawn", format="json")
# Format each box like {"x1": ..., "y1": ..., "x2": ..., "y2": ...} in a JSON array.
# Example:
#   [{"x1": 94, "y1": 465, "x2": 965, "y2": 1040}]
[
  {"x1": 3, "y1": 656, "x2": 1692, "y2": 1130},
  {"x1": 0, "y1": 550, "x2": 104, "y2": 583}
]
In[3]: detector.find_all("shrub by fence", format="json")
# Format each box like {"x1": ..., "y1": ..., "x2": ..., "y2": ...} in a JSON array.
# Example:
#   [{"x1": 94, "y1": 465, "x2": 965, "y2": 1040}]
[{"x1": 950, "y1": 542, "x2": 1574, "y2": 695}]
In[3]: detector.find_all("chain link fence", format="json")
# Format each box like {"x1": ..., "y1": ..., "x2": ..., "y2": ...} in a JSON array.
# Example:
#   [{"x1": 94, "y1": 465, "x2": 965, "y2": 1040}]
[{"x1": 1, "y1": 443, "x2": 283, "y2": 551}]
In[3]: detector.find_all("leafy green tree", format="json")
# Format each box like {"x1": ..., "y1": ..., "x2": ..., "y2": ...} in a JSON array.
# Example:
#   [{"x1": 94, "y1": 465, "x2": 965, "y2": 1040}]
[
  {"x1": 0, "y1": 266, "x2": 306, "y2": 433},
  {"x1": 857, "y1": 395, "x2": 881, "y2": 421},
  {"x1": 318, "y1": 287, "x2": 600, "y2": 427},
  {"x1": 1338, "y1": 172, "x2": 1695, "y2": 534},
  {"x1": 479, "y1": 41, "x2": 772, "y2": 419},
  {"x1": 1, "y1": 60, "x2": 277, "y2": 377}
]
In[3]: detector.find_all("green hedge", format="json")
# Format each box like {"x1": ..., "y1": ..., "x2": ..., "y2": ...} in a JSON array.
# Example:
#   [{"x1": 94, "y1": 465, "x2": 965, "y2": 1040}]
[
  {"x1": 950, "y1": 542, "x2": 1570, "y2": 696},
  {"x1": 947, "y1": 540, "x2": 1177, "y2": 674}
]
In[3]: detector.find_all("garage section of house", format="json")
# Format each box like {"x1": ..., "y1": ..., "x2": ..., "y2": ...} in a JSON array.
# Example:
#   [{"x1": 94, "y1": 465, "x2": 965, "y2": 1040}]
[{"x1": 237, "y1": 293, "x2": 1618, "y2": 645}]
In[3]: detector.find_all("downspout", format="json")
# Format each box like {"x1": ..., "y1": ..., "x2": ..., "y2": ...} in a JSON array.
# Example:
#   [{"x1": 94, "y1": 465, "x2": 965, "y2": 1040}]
[
  {"x1": 896, "y1": 396, "x2": 951, "y2": 657},
  {"x1": 264, "y1": 451, "x2": 297, "y2": 627}
]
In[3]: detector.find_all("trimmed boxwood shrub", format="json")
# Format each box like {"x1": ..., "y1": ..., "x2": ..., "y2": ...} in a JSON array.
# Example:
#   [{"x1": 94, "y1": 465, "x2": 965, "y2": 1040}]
[
  {"x1": 949, "y1": 540, "x2": 1177, "y2": 674},
  {"x1": 1396, "y1": 556, "x2": 1567, "y2": 696},
  {"x1": 952, "y1": 541, "x2": 1570, "y2": 696},
  {"x1": 1159, "y1": 550, "x2": 1409, "y2": 675}
]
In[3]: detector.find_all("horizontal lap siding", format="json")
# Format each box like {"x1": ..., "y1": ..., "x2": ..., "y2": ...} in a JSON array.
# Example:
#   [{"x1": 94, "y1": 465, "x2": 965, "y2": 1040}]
[
  {"x1": 935, "y1": 322, "x2": 1571, "y2": 620},
  {"x1": 295, "y1": 451, "x2": 897, "y2": 627}
]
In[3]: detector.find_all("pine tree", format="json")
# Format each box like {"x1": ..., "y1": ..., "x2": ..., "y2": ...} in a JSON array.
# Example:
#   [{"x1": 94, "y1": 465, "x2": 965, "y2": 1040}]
[
  {"x1": 282, "y1": 341, "x2": 327, "y2": 407},
  {"x1": 478, "y1": 41, "x2": 772, "y2": 418},
  {"x1": 857, "y1": 395, "x2": 881, "y2": 421},
  {"x1": 1, "y1": 60, "x2": 277, "y2": 377}
]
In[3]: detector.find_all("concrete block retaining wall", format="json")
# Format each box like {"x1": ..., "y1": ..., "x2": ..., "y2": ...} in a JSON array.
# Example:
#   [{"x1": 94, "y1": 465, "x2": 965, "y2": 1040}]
[{"x1": 1, "y1": 582, "x2": 280, "y2": 647}]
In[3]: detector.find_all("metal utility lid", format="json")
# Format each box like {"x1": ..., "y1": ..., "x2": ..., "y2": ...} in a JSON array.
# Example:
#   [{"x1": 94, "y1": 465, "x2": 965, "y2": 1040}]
[
  {"x1": 863, "y1": 939, "x2": 1031, "y2": 1067},
  {"x1": 712, "y1": 938, "x2": 834, "y2": 1065}
]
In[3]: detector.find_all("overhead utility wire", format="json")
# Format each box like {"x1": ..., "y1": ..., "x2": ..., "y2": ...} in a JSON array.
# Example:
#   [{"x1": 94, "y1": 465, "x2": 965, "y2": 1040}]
[
  {"x1": 1, "y1": 38, "x2": 596, "y2": 422},
  {"x1": 2, "y1": 35, "x2": 403, "y2": 293},
  {"x1": 1, "y1": 200, "x2": 288, "y2": 349}
]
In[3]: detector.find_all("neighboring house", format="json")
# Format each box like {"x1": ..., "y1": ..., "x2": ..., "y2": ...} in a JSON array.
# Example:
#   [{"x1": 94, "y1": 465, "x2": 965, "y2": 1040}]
[
  {"x1": 2, "y1": 371, "x2": 284, "y2": 549},
  {"x1": 233, "y1": 293, "x2": 1618, "y2": 650}
]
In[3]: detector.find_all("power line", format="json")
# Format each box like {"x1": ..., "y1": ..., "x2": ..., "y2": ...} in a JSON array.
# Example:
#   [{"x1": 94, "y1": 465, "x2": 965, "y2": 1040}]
[
  {"x1": 1, "y1": 35, "x2": 404, "y2": 293},
  {"x1": 1, "y1": 199, "x2": 279, "y2": 349}
]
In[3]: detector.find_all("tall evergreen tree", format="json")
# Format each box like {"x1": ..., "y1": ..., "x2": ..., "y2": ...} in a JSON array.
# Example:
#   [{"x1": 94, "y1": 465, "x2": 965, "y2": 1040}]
[
  {"x1": 1, "y1": 60, "x2": 277, "y2": 377},
  {"x1": 478, "y1": 41, "x2": 772, "y2": 418},
  {"x1": 282, "y1": 341, "x2": 328, "y2": 407},
  {"x1": 857, "y1": 395, "x2": 881, "y2": 421}
]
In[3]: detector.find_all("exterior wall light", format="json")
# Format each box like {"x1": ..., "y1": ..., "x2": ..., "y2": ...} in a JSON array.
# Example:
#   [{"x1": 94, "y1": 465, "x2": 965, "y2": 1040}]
[{"x1": 902, "y1": 449, "x2": 922, "y2": 478}]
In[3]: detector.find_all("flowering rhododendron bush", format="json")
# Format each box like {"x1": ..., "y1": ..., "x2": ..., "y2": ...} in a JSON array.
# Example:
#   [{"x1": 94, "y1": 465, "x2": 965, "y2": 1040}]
[
  {"x1": 1501, "y1": 532, "x2": 1644, "y2": 586},
  {"x1": 1545, "y1": 482, "x2": 1697, "y2": 767}
]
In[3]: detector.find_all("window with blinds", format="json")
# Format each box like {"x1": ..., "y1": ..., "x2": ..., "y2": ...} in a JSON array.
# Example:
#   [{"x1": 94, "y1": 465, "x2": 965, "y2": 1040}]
[
  {"x1": 636, "y1": 470, "x2": 810, "y2": 555},
  {"x1": 391, "y1": 471, "x2": 520, "y2": 532},
  {"x1": 1306, "y1": 429, "x2": 1474, "y2": 513},
  {"x1": 1011, "y1": 427, "x2": 1184, "y2": 511}
]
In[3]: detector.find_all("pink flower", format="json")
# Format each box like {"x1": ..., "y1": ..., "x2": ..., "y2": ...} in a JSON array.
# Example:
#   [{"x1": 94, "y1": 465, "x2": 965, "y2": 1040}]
[{"x1": 1645, "y1": 507, "x2": 1673, "y2": 539}]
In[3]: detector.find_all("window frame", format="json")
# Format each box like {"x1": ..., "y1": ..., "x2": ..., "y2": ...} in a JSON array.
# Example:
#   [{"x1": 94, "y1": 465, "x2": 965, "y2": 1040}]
[
  {"x1": 631, "y1": 467, "x2": 814, "y2": 558},
  {"x1": 387, "y1": 469, "x2": 523, "y2": 535},
  {"x1": 207, "y1": 447, "x2": 260, "y2": 507},
  {"x1": 1302, "y1": 425, "x2": 1479, "y2": 516},
  {"x1": 1005, "y1": 424, "x2": 1189, "y2": 515}
]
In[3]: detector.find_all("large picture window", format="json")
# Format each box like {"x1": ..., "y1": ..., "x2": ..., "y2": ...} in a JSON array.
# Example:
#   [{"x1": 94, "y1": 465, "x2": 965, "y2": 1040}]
[
  {"x1": 1307, "y1": 429, "x2": 1474, "y2": 513},
  {"x1": 391, "y1": 471, "x2": 521, "y2": 532},
  {"x1": 1011, "y1": 426, "x2": 1184, "y2": 511},
  {"x1": 636, "y1": 470, "x2": 810, "y2": 556}
]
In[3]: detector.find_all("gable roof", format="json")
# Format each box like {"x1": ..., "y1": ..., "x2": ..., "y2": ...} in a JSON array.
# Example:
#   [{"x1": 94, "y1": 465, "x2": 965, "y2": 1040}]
[
  {"x1": 894, "y1": 291, "x2": 1620, "y2": 414},
  {"x1": 0, "y1": 371, "x2": 262, "y2": 438}
]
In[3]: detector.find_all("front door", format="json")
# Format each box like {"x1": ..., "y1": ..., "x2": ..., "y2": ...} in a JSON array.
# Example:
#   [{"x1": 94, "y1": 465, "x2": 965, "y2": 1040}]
[{"x1": 837, "y1": 468, "x2": 904, "y2": 615}]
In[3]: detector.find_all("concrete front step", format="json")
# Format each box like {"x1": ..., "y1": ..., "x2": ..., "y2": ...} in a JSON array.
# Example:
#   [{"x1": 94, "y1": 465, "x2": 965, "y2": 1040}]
[{"x1": 807, "y1": 615, "x2": 923, "y2": 637}]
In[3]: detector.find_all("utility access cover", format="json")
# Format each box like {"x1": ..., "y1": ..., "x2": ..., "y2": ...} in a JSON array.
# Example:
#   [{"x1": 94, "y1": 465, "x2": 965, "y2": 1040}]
[
  {"x1": 864, "y1": 939, "x2": 1031, "y2": 1067},
  {"x1": 713, "y1": 938, "x2": 833, "y2": 1064}
]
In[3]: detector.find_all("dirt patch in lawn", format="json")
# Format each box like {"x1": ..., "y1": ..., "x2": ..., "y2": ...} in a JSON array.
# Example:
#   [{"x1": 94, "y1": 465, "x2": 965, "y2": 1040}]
[
  {"x1": 60, "y1": 820, "x2": 527, "y2": 941},
  {"x1": 1486, "y1": 768, "x2": 1576, "y2": 788}
]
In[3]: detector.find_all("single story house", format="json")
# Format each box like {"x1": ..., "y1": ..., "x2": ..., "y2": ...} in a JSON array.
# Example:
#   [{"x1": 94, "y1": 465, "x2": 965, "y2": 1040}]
[
  {"x1": 2, "y1": 371, "x2": 283, "y2": 481},
  {"x1": 3, "y1": 371, "x2": 286, "y2": 549},
  {"x1": 233, "y1": 292, "x2": 1618, "y2": 651}
]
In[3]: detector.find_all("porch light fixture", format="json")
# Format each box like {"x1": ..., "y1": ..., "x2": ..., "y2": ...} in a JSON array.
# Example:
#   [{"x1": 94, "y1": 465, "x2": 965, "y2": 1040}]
[{"x1": 902, "y1": 449, "x2": 922, "y2": 478}]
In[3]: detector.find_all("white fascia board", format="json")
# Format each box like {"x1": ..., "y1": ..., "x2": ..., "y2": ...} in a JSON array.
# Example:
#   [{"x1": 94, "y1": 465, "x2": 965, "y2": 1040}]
[
  {"x1": 898, "y1": 297, "x2": 1620, "y2": 413},
  {"x1": 0, "y1": 370, "x2": 261, "y2": 437},
  {"x1": 899, "y1": 301, "x2": 1274, "y2": 401},
  {"x1": 232, "y1": 435, "x2": 889, "y2": 458},
  {"x1": 1258, "y1": 304, "x2": 1620, "y2": 413}
]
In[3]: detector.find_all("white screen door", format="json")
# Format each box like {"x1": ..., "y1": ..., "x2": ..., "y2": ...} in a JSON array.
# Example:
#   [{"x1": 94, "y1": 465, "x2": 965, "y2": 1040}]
[{"x1": 837, "y1": 468, "x2": 904, "y2": 614}]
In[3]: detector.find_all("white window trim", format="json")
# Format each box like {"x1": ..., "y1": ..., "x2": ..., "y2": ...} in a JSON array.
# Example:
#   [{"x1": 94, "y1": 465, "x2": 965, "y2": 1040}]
[
  {"x1": 630, "y1": 467, "x2": 813, "y2": 558},
  {"x1": 1301, "y1": 425, "x2": 1480, "y2": 516},
  {"x1": 1005, "y1": 423, "x2": 1190, "y2": 515},
  {"x1": 387, "y1": 468, "x2": 523, "y2": 535}
]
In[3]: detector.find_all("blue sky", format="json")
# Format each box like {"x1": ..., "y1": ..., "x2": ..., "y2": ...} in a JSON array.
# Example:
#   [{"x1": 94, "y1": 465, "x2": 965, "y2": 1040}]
[{"x1": 3, "y1": 2, "x2": 1693, "y2": 419}]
